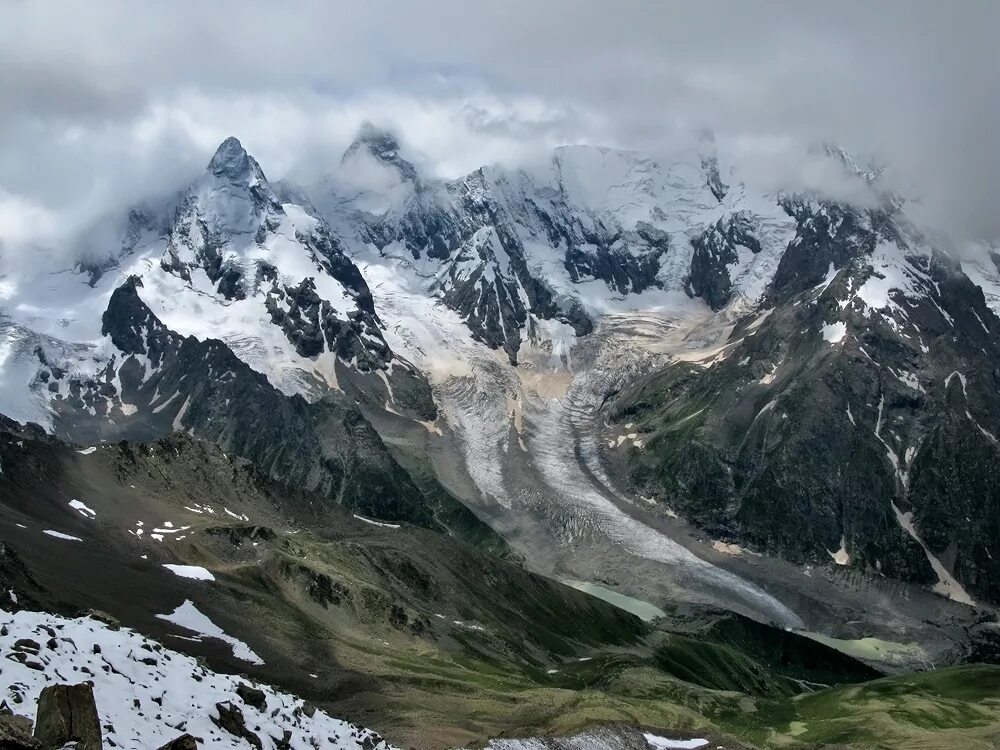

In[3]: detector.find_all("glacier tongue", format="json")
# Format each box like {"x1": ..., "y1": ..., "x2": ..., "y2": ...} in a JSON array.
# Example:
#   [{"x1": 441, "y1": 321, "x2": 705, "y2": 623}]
[{"x1": 358, "y1": 241, "x2": 803, "y2": 628}]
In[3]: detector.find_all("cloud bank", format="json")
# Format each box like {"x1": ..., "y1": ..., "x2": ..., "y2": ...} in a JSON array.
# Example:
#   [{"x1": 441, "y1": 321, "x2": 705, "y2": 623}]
[{"x1": 1, "y1": 0, "x2": 997, "y2": 262}]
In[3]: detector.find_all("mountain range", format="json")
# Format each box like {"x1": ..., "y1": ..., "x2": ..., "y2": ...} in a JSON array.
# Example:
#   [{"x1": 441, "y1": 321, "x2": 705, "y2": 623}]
[{"x1": 1, "y1": 125, "x2": 999, "y2": 748}]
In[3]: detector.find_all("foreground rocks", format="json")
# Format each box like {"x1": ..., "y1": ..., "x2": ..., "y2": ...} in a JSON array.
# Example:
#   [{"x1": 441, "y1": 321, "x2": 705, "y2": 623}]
[
  {"x1": 0, "y1": 708, "x2": 40, "y2": 749},
  {"x1": 211, "y1": 701, "x2": 261, "y2": 750},
  {"x1": 156, "y1": 734, "x2": 199, "y2": 750},
  {"x1": 33, "y1": 683, "x2": 101, "y2": 750}
]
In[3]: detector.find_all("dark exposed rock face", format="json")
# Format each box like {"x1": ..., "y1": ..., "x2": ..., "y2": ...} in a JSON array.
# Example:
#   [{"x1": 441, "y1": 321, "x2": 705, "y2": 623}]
[
  {"x1": 686, "y1": 211, "x2": 763, "y2": 310},
  {"x1": 372, "y1": 170, "x2": 594, "y2": 364},
  {"x1": 0, "y1": 710, "x2": 39, "y2": 750},
  {"x1": 699, "y1": 129, "x2": 729, "y2": 203},
  {"x1": 206, "y1": 525, "x2": 277, "y2": 547},
  {"x1": 33, "y1": 683, "x2": 102, "y2": 750},
  {"x1": 236, "y1": 683, "x2": 267, "y2": 711},
  {"x1": 211, "y1": 701, "x2": 261, "y2": 750},
  {"x1": 702, "y1": 153, "x2": 729, "y2": 203},
  {"x1": 613, "y1": 199, "x2": 1000, "y2": 603},
  {"x1": 0, "y1": 540, "x2": 44, "y2": 612},
  {"x1": 266, "y1": 280, "x2": 326, "y2": 358},
  {"x1": 44, "y1": 277, "x2": 435, "y2": 526},
  {"x1": 278, "y1": 560, "x2": 349, "y2": 607},
  {"x1": 558, "y1": 220, "x2": 667, "y2": 296},
  {"x1": 766, "y1": 196, "x2": 904, "y2": 306},
  {"x1": 265, "y1": 277, "x2": 390, "y2": 370},
  {"x1": 155, "y1": 734, "x2": 198, "y2": 750},
  {"x1": 342, "y1": 124, "x2": 418, "y2": 184}
]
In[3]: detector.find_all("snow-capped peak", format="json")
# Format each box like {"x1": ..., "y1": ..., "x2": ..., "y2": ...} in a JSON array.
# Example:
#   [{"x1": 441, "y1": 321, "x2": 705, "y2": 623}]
[
  {"x1": 342, "y1": 123, "x2": 417, "y2": 183},
  {"x1": 324, "y1": 124, "x2": 421, "y2": 220}
]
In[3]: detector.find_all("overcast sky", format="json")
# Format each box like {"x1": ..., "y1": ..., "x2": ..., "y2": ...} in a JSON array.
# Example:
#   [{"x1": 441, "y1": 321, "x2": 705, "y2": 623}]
[{"x1": 1, "y1": 0, "x2": 998, "y2": 253}]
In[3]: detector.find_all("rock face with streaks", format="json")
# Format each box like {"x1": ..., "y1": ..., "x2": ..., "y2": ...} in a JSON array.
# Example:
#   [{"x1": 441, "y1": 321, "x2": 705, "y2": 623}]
[
  {"x1": 37, "y1": 277, "x2": 436, "y2": 526},
  {"x1": 314, "y1": 129, "x2": 778, "y2": 363},
  {"x1": 3, "y1": 126, "x2": 1000, "y2": 615},
  {"x1": 686, "y1": 211, "x2": 764, "y2": 310},
  {"x1": 611, "y1": 192, "x2": 1000, "y2": 603}
]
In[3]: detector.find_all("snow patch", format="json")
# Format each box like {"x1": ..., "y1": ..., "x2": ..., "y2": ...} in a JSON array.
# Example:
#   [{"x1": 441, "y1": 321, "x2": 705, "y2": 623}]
[
  {"x1": 821, "y1": 321, "x2": 847, "y2": 343},
  {"x1": 42, "y1": 529, "x2": 82, "y2": 542},
  {"x1": 827, "y1": 536, "x2": 851, "y2": 566},
  {"x1": 712, "y1": 541, "x2": 743, "y2": 556},
  {"x1": 353, "y1": 514, "x2": 400, "y2": 529},
  {"x1": 891, "y1": 503, "x2": 974, "y2": 606},
  {"x1": 156, "y1": 600, "x2": 263, "y2": 664},
  {"x1": 162, "y1": 564, "x2": 216, "y2": 581},
  {"x1": 68, "y1": 499, "x2": 97, "y2": 519},
  {"x1": 644, "y1": 734, "x2": 710, "y2": 749}
]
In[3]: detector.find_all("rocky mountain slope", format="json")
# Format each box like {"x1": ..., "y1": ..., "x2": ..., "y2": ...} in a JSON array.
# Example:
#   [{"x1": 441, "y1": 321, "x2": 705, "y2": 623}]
[
  {"x1": 312, "y1": 127, "x2": 794, "y2": 365},
  {"x1": 311, "y1": 128, "x2": 1000, "y2": 612},
  {"x1": 2, "y1": 125, "x2": 1000, "y2": 747},
  {"x1": 0, "y1": 608, "x2": 395, "y2": 750},
  {"x1": 0, "y1": 138, "x2": 466, "y2": 530},
  {"x1": 0, "y1": 416, "x2": 916, "y2": 748},
  {"x1": 608, "y1": 192, "x2": 1000, "y2": 605}
]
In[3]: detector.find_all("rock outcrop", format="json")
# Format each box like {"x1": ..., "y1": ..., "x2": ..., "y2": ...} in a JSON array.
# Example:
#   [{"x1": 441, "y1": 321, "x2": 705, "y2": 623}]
[{"x1": 33, "y1": 683, "x2": 102, "y2": 750}]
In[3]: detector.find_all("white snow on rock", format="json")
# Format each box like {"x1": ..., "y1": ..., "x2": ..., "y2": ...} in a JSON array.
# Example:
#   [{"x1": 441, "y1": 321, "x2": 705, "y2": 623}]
[
  {"x1": 644, "y1": 735, "x2": 709, "y2": 750},
  {"x1": 162, "y1": 564, "x2": 216, "y2": 581},
  {"x1": 42, "y1": 529, "x2": 83, "y2": 542},
  {"x1": 156, "y1": 600, "x2": 263, "y2": 664},
  {"x1": 352, "y1": 514, "x2": 401, "y2": 529},
  {"x1": 959, "y1": 241, "x2": 1000, "y2": 316},
  {"x1": 0, "y1": 606, "x2": 396, "y2": 750},
  {"x1": 827, "y1": 536, "x2": 851, "y2": 566},
  {"x1": 76, "y1": 446, "x2": 97, "y2": 455},
  {"x1": 68, "y1": 499, "x2": 97, "y2": 519},
  {"x1": 891, "y1": 502, "x2": 975, "y2": 606},
  {"x1": 821, "y1": 321, "x2": 847, "y2": 343},
  {"x1": 945, "y1": 370, "x2": 968, "y2": 397}
]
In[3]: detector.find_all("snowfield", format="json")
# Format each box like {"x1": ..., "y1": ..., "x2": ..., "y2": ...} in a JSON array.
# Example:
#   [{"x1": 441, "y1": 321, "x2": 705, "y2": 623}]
[
  {"x1": 162, "y1": 564, "x2": 216, "y2": 581},
  {"x1": 156, "y1": 599, "x2": 263, "y2": 664},
  {"x1": 0, "y1": 606, "x2": 396, "y2": 750}
]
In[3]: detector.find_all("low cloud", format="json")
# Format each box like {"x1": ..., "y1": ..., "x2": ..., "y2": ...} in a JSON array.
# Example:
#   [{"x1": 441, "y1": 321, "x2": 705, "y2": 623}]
[{"x1": 0, "y1": 0, "x2": 996, "y2": 268}]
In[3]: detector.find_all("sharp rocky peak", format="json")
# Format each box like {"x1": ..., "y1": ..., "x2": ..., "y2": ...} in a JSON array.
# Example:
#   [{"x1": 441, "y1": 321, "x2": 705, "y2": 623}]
[
  {"x1": 343, "y1": 123, "x2": 418, "y2": 182},
  {"x1": 207, "y1": 135, "x2": 266, "y2": 182}
]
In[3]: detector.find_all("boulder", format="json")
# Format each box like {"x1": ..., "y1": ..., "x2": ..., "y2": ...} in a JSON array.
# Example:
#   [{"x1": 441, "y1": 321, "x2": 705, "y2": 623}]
[
  {"x1": 211, "y1": 702, "x2": 261, "y2": 750},
  {"x1": 0, "y1": 710, "x2": 40, "y2": 749},
  {"x1": 33, "y1": 683, "x2": 102, "y2": 750},
  {"x1": 156, "y1": 734, "x2": 199, "y2": 750},
  {"x1": 272, "y1": 729, "x2": 292, "y2": 750},
  {"x1": 235, "y1": 684, "x2": 266, "y2": 711},
  {"x1": 84, "y1": 610, "x2": 120, "y2": 630}
]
